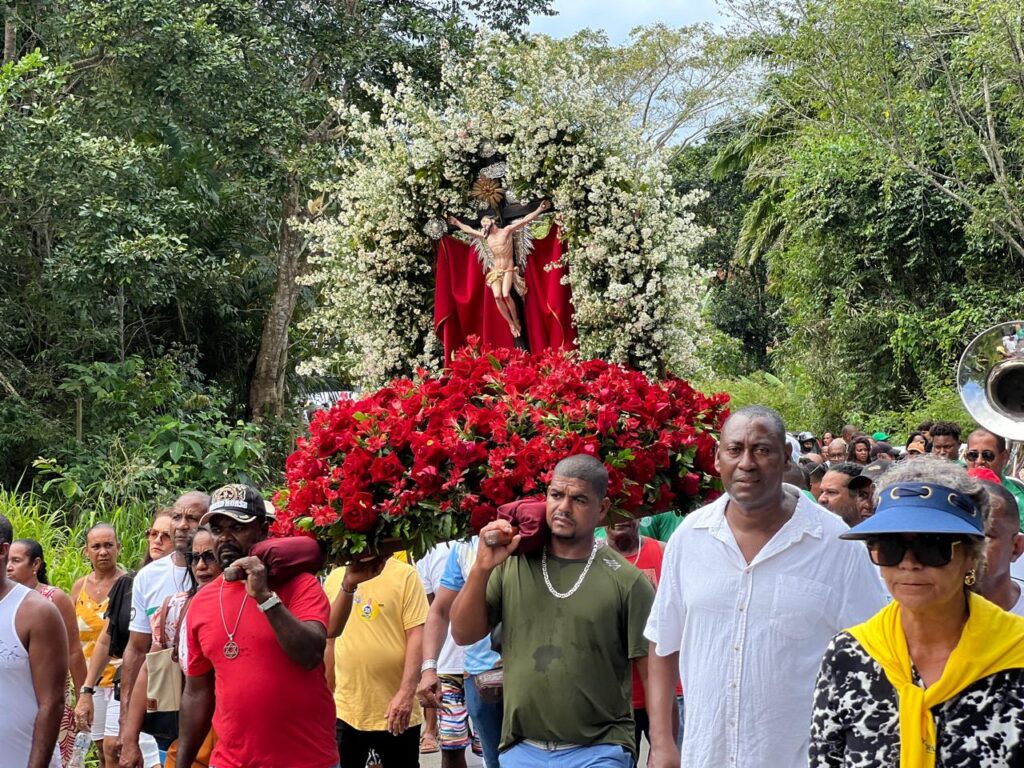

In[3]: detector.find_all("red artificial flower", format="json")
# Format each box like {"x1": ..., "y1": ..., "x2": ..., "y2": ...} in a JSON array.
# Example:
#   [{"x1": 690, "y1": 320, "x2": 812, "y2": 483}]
[
  {"x1": 341, "y1": 492, "x2": 378, "y2": 532},
  {"x1": 275, "y1": 342, "x2": 729, "y2": 560},
  {"x1": 468, "y1": 501, "x2": 498, "y2": 531},
  {"x1": 370, "y1": 453, "x2": 405, "y2": 484},
  {"x1": 654, "y1": 483, "x2": 676, "y2": 512},
  {"x1": 412, "y1": 463, "x2": 444, "y2": 496},
  {"x1": 694, "y1": 430, "x2": 718, "y2": 475},
  {"x1": 450, "y1": 439, "x2": 488, "y2": 469},
  {"x1": 677, "y1": 472, "x2": 701, "y2": 498}
]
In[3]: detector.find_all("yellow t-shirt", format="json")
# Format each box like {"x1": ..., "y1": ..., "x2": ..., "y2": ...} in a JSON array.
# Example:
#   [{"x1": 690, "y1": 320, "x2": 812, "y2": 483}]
[{"x1": 324, "y1": 559, "x2": 429, "y2": 731}]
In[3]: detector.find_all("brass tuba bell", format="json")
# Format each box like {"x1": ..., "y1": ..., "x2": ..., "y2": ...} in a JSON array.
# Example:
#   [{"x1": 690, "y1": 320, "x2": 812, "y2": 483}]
[{"x1": 957, "y1": 320, "x2": 1024, "y2": 440}]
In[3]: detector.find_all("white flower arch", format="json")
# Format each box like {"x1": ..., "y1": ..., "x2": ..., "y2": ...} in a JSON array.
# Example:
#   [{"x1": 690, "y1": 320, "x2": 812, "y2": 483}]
[{"x1": 301, "y1": 34, "x2": 710, "y2": 387}]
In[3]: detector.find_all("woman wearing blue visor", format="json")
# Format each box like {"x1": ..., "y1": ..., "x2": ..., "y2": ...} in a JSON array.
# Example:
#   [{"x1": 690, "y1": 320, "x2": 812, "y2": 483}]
[{"x1": 809, "y1": 455, "x2": 1024, "y2": 768}]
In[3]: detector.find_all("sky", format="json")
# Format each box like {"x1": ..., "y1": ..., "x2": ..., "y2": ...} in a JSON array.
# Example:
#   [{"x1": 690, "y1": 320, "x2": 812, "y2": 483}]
[{"x1": 529, "y1": 0, "x2": 723, "y2": 43}]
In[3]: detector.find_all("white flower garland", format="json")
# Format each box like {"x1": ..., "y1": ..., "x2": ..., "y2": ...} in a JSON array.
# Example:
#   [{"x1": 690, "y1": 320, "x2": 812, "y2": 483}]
[{"x1": 300, "y1": 35, "x2": 710, "y2": 386}]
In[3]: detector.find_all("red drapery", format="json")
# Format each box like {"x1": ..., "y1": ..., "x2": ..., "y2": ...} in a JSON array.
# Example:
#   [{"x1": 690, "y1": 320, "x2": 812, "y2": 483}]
[{"x1": 434, "y1": 225, "x2": 576, "y2": 362}]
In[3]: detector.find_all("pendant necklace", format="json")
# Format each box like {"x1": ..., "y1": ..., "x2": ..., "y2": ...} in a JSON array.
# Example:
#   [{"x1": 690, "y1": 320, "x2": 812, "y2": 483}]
[
  {"x1": 541, "y1": 541, "x2": 599, "y2": 599},
  {"x1": 219, "y1": 579, "x2": 247, "y2": 659}
]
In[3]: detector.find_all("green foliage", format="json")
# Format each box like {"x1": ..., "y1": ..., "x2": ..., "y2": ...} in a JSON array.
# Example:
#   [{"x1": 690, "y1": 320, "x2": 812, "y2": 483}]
[
  {"x1": 0, "y1": 0, "x2": 550, "y2": 490},
  {"x1": 33, "y1": 354, "x2": 271, "y2": 512},
  {"x1": 845, "y1": 377, "x2": 977, "y2": 446},
  {"x1": 0, "y1": 489, "x2": 149, "y2": 592},
  {"x1": 0, "y1": 490, "x2": 79, "y2": 591},
  {"x1": 674, "y1": 127, "x2": 784, "y2": 375},
  {"x1": 700, "y1": 368, "x2": 975, "y2": 440},
  {"x1": 569, "y1": 24, "x2": 753, "y2": 149},
  {"x1": 712, "y1": 0, "x2": 1024, "y2": 420},
  {"x1": 699, "y1": 369, "x2": 824, "y2": 433}
]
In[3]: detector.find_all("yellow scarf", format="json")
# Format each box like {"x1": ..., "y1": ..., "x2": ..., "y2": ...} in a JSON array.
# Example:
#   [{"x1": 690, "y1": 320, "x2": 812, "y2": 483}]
[{"x1": 848, "y1": 593, "x2": 1024, "y2": 768}]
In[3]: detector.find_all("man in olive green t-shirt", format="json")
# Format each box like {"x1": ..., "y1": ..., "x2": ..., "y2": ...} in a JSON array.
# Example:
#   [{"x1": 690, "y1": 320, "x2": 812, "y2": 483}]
[{"x1": 450, "y1": 455, "x2": 655, "y2": 767}]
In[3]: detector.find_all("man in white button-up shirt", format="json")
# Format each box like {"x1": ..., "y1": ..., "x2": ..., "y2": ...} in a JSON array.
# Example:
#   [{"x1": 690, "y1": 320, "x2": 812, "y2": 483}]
[{"x1": 644, "y1": 406, "x2": 887, "y2": 768}]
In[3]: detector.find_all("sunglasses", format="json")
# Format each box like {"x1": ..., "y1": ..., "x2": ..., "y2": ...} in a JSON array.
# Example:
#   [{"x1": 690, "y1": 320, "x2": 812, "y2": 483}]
[
  {"x1": 965, "y1": 450, "x2": 998, "y2": 462},
  {"x1": 146, "y1": 529, "x2": 171, "y2": 542},
  {"x1": 866, "y1": 535, "x2": 963, "y2": 568},
  {"x1": 185, "y1": 550, "x2": 218, "y2": 567}
]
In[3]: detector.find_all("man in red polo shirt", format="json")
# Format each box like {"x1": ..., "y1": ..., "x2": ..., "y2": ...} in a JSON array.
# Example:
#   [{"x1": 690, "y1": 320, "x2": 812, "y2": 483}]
[
  {"x1": 605, "y1": 518, "x2": 683, "y2": 760},
  {"x1": 176, "y1": 485, "x2": 349, "y2": 768}
]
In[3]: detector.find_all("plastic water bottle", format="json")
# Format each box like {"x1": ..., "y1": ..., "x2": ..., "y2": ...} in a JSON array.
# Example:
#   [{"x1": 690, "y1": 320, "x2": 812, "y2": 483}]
[{"x1": 67, "y1": 732, "x2": 92, "y2": 768}]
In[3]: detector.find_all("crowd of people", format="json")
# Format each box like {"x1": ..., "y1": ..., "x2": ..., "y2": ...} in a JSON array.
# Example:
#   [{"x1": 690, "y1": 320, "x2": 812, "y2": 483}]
[{"x1": 3, "y1": 406, "x2": 1024, "y2": 768}]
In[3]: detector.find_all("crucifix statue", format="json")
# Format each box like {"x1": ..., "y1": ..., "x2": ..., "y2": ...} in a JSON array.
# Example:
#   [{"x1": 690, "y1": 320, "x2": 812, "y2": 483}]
[{"x1": 447, "y1": 199, "x2": 552, "y2": 338}]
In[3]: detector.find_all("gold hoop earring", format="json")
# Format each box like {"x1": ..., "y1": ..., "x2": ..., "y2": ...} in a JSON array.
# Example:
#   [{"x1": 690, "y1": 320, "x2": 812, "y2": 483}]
[{"x1": 964, "y1": 569, "x2": 977, "y2": 587}]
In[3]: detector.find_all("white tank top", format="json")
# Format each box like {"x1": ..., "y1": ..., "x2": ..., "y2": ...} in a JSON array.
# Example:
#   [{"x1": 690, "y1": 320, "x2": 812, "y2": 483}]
[{"x1": 0, "y1": 582, "x2": 61, "y2": 768}]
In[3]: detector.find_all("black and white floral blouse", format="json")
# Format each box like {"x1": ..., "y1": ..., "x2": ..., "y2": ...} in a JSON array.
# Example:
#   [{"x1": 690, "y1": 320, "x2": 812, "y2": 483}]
[{"x1": 809, "y1": 631, "x2": 1024, "y2": 767}]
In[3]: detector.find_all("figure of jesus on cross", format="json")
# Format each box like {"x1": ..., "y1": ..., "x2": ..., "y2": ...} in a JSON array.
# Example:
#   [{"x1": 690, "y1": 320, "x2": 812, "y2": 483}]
[{"x1": 447, "y1": 200, "x2": 552, "y2": 337}]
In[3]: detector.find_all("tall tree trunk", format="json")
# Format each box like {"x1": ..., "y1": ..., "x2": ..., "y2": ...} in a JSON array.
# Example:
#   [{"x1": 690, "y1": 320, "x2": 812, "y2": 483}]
[
  {"x1": 248, "y1": 172, "x2": 307, "y2": 420},
  {"x1": 248, "y1": 48, "x2": 335, "y2": 421},
  {"x1": 4, "y1": 3, "x2": 17, "y2": 64}
]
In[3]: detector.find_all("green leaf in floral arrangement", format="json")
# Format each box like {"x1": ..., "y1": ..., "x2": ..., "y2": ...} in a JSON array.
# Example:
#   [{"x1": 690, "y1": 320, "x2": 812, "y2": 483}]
[
  {"x1": 487, "y1": 353, "x2": 502, "y2": 371},
  {"x1": 295, "y1": 516, "x2": 315, "y2": 531},
  {"x1": 607, "y1": 447, "x2": 635, "y2": 468},
  {"x1": 346, "y1": 535, "x2": 368, "y2": 556},
  {"x1": 439, "y1": 513, "x2": 455, "y2": 540},
  {"x1": 677, "y1": 445, "x2": 697, "y2": 463},
  {"x1": 352, "y1": 412, "x2": 369, "y2": 422}
]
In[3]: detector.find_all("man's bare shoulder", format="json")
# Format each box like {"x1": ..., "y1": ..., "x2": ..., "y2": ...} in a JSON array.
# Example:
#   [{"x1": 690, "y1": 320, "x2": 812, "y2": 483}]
[
  {"x1": 16, "y1": 589, "x2": 61, "y2": 619},
  {"x1": 14, "y1": 589, "x2": 63, "y2": 641}
]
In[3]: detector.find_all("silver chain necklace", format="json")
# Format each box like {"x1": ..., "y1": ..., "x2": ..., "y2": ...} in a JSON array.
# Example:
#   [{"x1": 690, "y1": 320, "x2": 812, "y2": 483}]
[
  {"x1": 219, "y1": 579, "x2": 247, "y2": 659},
  {"x1": 541, "y1": 542, "x2": 599, "y2": 599}
]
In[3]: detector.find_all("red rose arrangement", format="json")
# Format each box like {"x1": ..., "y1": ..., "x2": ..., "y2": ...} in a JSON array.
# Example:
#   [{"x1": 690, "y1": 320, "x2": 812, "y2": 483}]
[{"x1": 274, "y1": 344, "x2": 729, "y2": 560}]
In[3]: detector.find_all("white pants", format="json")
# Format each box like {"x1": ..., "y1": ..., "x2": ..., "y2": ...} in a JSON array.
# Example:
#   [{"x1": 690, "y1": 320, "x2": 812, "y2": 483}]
[{"x1": 90, "y1": 688, "x2": 161, "y2": 767}]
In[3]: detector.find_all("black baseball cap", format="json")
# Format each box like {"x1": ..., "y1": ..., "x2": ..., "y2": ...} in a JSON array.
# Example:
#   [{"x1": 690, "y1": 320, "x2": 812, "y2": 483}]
[{"x1": 848, "y1": 460, "x2": 892, "y2": 491}]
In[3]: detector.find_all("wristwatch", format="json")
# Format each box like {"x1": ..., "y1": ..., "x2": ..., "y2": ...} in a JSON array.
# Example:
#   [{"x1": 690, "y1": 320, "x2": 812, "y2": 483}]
[
  {"x1": 258, "y1": 592, "x2": 282, "y2": 613},
  {"x1": 420, "y1": 658, "x2": 438, "y2": 673},
  {"x1": 79, "y1": 685, "x2": 95, "y2": 696}
]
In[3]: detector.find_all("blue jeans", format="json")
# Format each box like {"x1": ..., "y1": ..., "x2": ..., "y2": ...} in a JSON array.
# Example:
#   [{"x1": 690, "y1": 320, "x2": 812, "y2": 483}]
[
  {"x1": 499, "y1": 742, "x2": 632, "y2": 767},
  {"x1": 464, "y1": 673, "x2": 504, "y2": 768}
]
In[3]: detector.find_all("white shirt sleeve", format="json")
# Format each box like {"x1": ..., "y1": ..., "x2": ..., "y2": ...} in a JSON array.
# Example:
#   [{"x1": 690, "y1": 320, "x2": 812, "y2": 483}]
[
  {"x1": 417, "y1": 544, "x2": 450, "y2": 596},
  {"x1": 415, "y1": 552, "x2": 433, "y2": 595},
  {"x1": 128, "y1": 567, "x2": 150, "y2": 634},
  {"x1": 644, "y1": 531, "x2": 685, "y2": 655}
]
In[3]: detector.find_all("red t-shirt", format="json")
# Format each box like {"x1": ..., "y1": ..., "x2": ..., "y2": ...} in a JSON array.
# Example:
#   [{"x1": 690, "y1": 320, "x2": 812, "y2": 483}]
[
  {"x1": 181, "y1": 573, "x2": 338, "y2": 768},
  {"x1": 628, "y1": 536, "x2": 682, "y2": 709}
]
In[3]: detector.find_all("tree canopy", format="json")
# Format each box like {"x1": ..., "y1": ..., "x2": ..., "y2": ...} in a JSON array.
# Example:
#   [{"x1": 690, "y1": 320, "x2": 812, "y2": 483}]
[
  {"x1": 3, "y1": 0, "x2": 1020, "y2": 495},
  {"x1": 696, "y1": 0, "x2": 1024, "y2": 429},
  {"x1": 0, "y1": 0, "x2": 552, "y2": 487}
]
